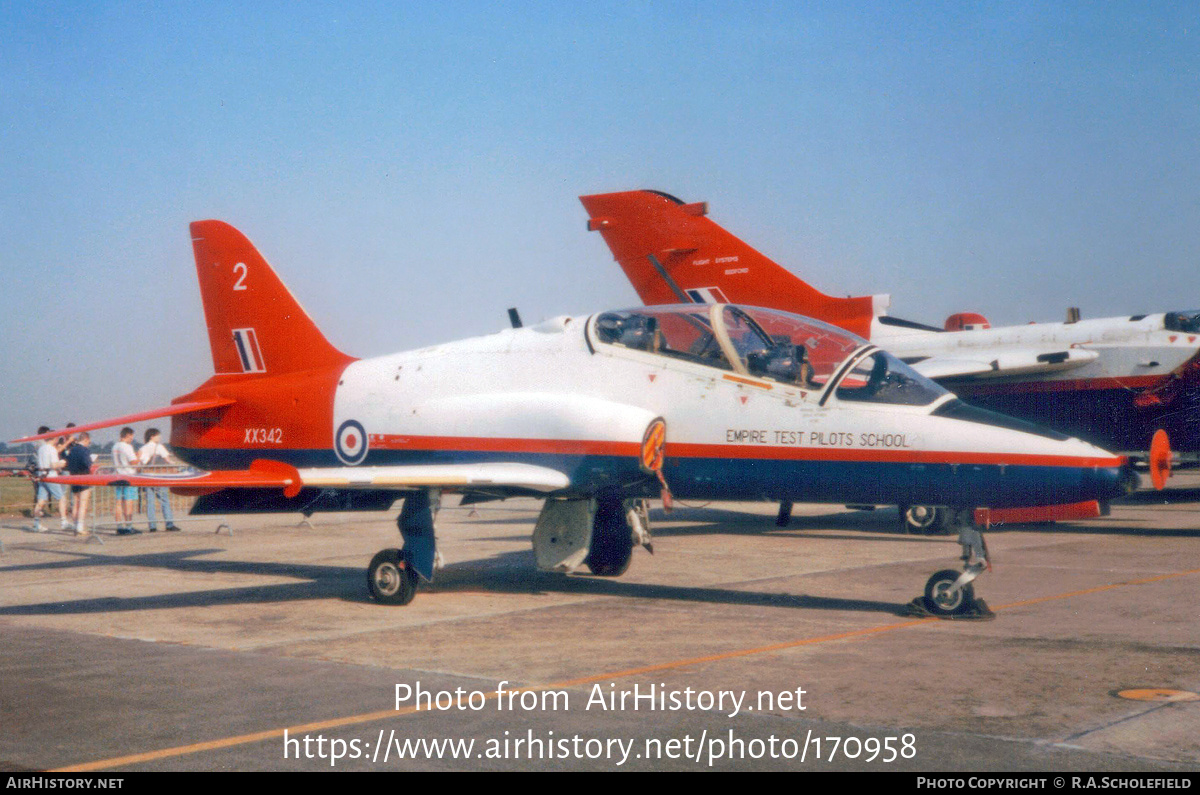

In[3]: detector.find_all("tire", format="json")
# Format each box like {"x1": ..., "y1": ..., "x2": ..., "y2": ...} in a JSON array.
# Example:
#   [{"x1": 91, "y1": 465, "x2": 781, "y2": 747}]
[
  {"x1": 900, "y1": 505, "x2": 950, "y2": 535},
  {"x1": 923, "y1": 569, "x2": 974, "y2": 616},
  {"x1": 585, "y1": 497, "x2": 634, "y2": 576},
  {"x1": 367, "y1": 548, "x2": 419, "y2": 605}
]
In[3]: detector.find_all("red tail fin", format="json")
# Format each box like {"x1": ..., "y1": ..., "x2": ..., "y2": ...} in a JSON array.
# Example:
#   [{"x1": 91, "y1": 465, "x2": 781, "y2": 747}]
[
  {"x1": 580, "y1": 190, "x2": 885, "y2": 339},
  {"x1": 190, "y1": 221, "x2": 354, "y2": 376}
]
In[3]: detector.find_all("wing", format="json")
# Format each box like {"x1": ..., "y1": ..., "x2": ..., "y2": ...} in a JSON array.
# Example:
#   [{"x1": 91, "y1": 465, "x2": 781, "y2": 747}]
[
  {"x1": 46, "y1": 459, "x2": 570, "y2": 497},
  {"x1": 10, "y1": 398, "x2": 236, "y2": 443},
  {"x1": 908, "y1": 358, "x2": 997, "y2": 380},
  {"x1": 293, "y1": 463, "x2": 570, "y2": 493},
  {"x1": 910, "y1": 348, "x2": 1099, "y2": 381}
]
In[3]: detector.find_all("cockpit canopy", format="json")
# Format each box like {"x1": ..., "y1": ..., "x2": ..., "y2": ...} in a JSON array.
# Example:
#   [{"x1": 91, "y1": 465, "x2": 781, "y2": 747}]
[
  {"x1": 1164, "y1": 310, "x2": 1200, "y2": 334},
  {"x1": 592, "y1": 304, "x2": 949, "y2": 407}
]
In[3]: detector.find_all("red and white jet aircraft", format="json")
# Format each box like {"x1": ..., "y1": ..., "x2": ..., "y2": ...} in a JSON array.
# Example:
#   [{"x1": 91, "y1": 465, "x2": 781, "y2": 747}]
[
  {"x1": 18, "y1": 220, "x2": 1147, "y2": 614},
  {"x1": 581, "y1": 189, "x2": 1185, "y2": 529}
]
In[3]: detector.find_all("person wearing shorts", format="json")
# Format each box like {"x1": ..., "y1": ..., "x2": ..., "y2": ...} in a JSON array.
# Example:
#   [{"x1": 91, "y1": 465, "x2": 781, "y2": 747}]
[
  {"x1": 32, "y1": 429, "x2": 69, "y2": 532},
  {"x1": 111, "y1": 427, "x2": 142, "y2": 536}
]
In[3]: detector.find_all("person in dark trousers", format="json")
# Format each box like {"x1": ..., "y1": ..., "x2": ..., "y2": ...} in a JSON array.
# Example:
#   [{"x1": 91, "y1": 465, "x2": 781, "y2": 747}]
[
  {"x1": 64, "y1": 431, "x2": 95, "y2": 537},
  {"x1": 58, "y1": 423, "x2": 78, "y2": 517}
]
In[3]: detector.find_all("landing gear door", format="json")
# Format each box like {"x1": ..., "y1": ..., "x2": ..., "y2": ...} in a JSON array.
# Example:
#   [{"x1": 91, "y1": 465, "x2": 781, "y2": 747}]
[{"x1": 533, "y1": 499, "x2": 594, "y2": 572}]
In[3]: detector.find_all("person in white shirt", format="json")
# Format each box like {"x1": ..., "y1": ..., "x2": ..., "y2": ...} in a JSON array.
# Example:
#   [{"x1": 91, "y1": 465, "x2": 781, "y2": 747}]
[
  {"x1": 138, "y1": 427, "x2": 180, "y2": 532},
  {"x1": 111, "y1": 427, "x2": 142, "y2": 536},
  {"x1": 31, "y1": 428, "x2": 70, "y2": 532}
]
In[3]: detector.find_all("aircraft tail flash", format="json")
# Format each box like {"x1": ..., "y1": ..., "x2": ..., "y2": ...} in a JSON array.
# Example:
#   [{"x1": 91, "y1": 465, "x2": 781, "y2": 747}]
[
  {"x1": 190, "y1": 220, "x2": 354, "y2": 376},
  {"x1": 580, "y1": 190, "x2": 887, "y2": 339}
]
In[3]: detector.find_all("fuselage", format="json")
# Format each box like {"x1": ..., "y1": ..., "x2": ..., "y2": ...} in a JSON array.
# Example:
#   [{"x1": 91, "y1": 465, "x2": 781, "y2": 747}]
[{"x1": 170, "y1": 304, "x2": 1130, "y2": 510}]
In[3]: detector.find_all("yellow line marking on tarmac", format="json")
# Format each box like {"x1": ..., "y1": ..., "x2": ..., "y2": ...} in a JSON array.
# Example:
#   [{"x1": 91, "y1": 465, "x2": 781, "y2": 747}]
[
  {"x1": 991, "y1": 566, "x2": 1200, "y2": 612},
  {"x1": 53, "y1": 565, "x2": 1200, "y2": 772}
]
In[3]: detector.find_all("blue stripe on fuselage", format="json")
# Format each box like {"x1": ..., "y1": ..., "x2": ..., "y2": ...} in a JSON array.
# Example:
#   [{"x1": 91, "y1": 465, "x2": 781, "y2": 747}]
[{"x1": 173, "y1": 446, "x2": 1127, "y2": 508}]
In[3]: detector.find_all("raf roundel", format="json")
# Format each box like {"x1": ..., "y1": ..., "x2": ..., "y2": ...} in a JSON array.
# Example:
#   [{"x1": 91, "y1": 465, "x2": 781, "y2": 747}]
[{"x1": 335, "y1": 419, "x2": 369, "y2": 465}]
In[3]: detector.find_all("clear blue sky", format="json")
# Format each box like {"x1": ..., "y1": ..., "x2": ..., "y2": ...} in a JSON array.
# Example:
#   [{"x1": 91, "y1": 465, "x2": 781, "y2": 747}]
[{"x1": 3, "y1": 1, "x2": 1197, "y2": 442}]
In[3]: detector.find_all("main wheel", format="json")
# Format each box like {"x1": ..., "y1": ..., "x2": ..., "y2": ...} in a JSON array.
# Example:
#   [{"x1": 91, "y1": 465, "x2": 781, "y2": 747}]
[
  {"x1": 367, "y1": 548, "x2": 419, "y2": 605},
  {"x1": 923, "y1": 569, "x2": 974, "y2": 616},
  {"x1": 585, "y1": 497, "x2": 634, "y2": 576},
  {"x1": 900, "y1": 505, "x2": 950, "y2": 535}
]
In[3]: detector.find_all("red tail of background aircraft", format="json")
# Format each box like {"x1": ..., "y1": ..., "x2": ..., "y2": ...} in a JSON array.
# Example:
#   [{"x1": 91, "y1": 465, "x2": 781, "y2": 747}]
[{"x1": 579, "y1": 190, "x2": 888, "y2": 340}]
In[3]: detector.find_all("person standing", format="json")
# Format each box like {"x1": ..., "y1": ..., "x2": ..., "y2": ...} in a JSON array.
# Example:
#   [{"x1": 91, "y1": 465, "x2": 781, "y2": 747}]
[
  {"x1": 138, "y1": 428, "x2": 180, "y2": 532},
  {"x1": 64, "y1": 431, "x2": 96, "y2": 537},
  {"x1": 59, "y1": 423, "x2": 78, "y2": 518},
  {"x1": 111, "y1": 427, "x2": 142, "y2": 536},
  {"x1": 31, "y1": 427, "x2": 69, "y2": 532}
]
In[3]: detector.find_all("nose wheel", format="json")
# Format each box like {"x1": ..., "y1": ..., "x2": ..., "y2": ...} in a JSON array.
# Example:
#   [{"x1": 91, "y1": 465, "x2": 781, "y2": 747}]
[
  {"x1": 907, "y1": 509, "x2": 995, "y2": 619},
  {"x1": 923, "y1": 567, "x2": 979, "y2": 616}
]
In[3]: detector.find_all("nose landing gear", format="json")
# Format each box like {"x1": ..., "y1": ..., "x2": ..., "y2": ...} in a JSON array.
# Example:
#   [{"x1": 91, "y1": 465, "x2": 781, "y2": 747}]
[{"x1": 907, "y1": 508, "x2": 995, "y2": 619}]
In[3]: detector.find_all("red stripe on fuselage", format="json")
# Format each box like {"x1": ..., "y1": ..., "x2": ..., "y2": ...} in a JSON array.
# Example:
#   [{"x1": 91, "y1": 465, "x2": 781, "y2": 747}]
[
  {"x1": 370, "y1": 434, "x2": 642, "y2": 457},
  {"x1": 952, "y1": 375, "x2": 1162, "y2": 396}
]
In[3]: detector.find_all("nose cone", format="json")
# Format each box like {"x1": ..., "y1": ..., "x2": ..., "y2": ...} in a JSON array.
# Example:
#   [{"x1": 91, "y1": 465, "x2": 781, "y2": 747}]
[
  {"x1": 931, "y1": 399, "x2": 1130, "y2": 508},
  {"x1": 1078, "y1": 447, "x2": 1139, "y2": 501},
  {"x1": 1011, "y1": 437, "x2": 1130, "y2": 507}
]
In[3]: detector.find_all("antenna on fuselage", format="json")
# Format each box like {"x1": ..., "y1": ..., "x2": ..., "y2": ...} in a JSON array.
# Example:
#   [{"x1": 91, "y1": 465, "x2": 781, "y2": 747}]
[{"x1": 508, "y1": 308, "x2": 523, "y2": 328}]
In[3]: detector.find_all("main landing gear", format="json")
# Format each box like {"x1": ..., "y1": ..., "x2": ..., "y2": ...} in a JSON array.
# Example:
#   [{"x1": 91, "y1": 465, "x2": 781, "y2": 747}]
[
  {"x1": 368, "y1": 491, "x2": 652, "y2": 604},
  {"x1": 585, "y1": 495, "x2": 652, "y2": 576},
  {"x1": 911, "y1": 508, "x2": 994, "y2": 619},
  {"x1": 367, "y1": 490, "x2": 440, "y2": 605}
]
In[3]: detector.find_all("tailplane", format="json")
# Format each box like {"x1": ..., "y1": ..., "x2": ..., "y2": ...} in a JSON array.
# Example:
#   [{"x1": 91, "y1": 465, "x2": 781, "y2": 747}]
[
  {"x1": 191, "y1": 221, "x2": 354, "y2": 376},
  {"x1": 580, "y1": 190, "x2": 887, "y2": 339}
]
